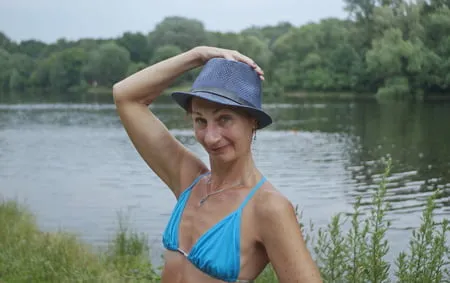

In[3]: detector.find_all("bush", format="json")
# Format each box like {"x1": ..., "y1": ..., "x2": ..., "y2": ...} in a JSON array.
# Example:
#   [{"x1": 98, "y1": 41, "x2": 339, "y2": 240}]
[{"x1": 257, "y1": 158, "x2": 450, "y2": 283}]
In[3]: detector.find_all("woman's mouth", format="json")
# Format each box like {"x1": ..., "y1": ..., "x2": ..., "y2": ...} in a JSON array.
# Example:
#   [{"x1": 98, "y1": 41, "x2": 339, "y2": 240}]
[{"x1": 209, "y1": 145, "x2": 228, "y2": 154}]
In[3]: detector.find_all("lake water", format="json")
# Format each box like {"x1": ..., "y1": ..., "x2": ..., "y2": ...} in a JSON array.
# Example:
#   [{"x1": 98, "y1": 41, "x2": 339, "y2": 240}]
[{"x1": 1, "y1": 97, "x2": 450, "y2": 267}]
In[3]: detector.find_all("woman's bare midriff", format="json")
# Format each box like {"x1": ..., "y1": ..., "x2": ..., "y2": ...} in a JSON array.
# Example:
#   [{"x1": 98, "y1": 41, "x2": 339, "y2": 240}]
[
  {"x1": 161, "y1": 252, "x2": 225, "y2": 283},
  {"x1": 160, "y1": 179, "x2": 270, "y2": 283},
  {"x1": 161, "y1": 245, "x2": 268, "y2": 283}
]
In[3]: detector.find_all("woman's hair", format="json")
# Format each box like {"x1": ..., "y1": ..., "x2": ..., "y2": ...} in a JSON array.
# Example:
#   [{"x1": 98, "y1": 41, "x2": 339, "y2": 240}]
[{"x1": 185, "y1": 97, "x2": 194, "y2": 115}]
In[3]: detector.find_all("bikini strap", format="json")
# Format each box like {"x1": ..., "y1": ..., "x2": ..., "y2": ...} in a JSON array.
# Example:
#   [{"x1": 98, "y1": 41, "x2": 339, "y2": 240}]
[
  {"x1": 238, "y1": 176, "x2": 266, "y2": 210},
  {"x1": 179, "y1": 171, "x2": 211, "y2": 198}
]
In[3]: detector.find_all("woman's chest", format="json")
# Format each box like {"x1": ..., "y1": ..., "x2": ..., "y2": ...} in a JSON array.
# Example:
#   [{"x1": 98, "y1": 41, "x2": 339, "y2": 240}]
[{"x1": 178, "y1": 189, "x2": 251, "y2": 251}]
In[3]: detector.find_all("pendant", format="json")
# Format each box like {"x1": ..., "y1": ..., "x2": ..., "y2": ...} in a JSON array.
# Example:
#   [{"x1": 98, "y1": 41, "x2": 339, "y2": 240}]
[{"x1": 199, "y1": 195, "x2": 209, "y2": 206}]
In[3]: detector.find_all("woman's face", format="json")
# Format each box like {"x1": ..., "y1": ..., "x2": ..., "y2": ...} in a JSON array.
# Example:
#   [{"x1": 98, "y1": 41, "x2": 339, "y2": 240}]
[{"x1": 190, "y1": 97, "x2": 256, "y2": 163}]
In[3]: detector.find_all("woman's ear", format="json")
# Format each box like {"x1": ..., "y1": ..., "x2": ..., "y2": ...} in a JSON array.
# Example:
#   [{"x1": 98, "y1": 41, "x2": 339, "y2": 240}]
[
  {"x1": 253, "y1": 118, "x2": 258, "y2": 130},
  {"x1": 252, "y1": 119, "x2": 258, "y2": 141}
]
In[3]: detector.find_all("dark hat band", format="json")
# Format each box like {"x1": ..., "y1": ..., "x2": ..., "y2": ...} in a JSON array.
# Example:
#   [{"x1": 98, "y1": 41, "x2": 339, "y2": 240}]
[{"x1": 191, "y1": 87, "x2": 256, "y2": 108}]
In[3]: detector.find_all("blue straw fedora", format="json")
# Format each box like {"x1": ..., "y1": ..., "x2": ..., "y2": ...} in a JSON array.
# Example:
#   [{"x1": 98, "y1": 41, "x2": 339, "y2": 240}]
[{"x1": 171, "y1": 58, "x2": 272, "y2": 129}]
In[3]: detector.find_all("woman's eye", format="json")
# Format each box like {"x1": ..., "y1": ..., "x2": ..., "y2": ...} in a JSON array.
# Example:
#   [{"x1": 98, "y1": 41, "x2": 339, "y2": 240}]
[
  {"x1": 219, "y1": 115, "x2": 232, "y2": 124},
  {"x1": 195, "y1": 118, "x2": 206, "y2": 126}
]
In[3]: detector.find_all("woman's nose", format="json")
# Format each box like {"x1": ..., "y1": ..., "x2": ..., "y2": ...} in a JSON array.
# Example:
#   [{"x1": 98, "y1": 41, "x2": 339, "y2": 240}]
[{"x1": 204, "y1": 126, "x2": 221, "y2": 146}]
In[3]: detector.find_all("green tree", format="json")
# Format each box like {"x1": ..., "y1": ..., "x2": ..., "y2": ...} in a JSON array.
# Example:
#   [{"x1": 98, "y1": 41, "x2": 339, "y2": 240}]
[
  {"x1": 9, "y1": 69, "x2": 26, "y2": 91},
  {"x1": 421, "y1": 0, "x2": 450, "y2": 13},
  {"x1": 0, "y1": 32, "x2": 18, "y2": 53},
  {"x1": 18, "y1": 40, "x2": 47, "y2": 59},
  {"x1": 47, "y1": 47, "x2": 88, "y2": 92},
  {"x1": 149, "y1": 44, "x2": 199, "y2": 86},
  {"x1": 8, "y1": 53, "x2": 35, "y2": 91},
  {"x1": 0, "y1": 48, "x2": 11, "y2": 92},
  {"x1": 237, "y1": 35, "x2": 272, "y2": 69},
  {"x1": 149, "y1": 45, "x2": 182, "y2": 65},
  {"x1": 149, "y1": 16, "x2": 208, "y2": 52},
  {"x1": 241, "y1": 22, "x2": 293, "y2": 48},
  {"x1": 366, "y1": 28, "x2": 415, "y2": 99},
  {"x1": 127, "y1": 62, "x2": 147, "y2": 77},
  {"x1": 83, "y1": 42, "x2": 131, "y2": 87},
  {"x1": 344, "y1": 0, "x2": 377, "y2": 22},
  {"x1": 39, "y1": 38, "x2": 73, "y2": 58},
  {"x1": 29, "y1": 59, "x2": 51, "y2": 90},
  {"x1": 422, "y1": 7, "x2": 450, "y2": 92},
  {"x1": 117, "y1": 32, "x2": 151, "y2": 63},
  {"x1": 271, "y1": 19, "x2": 360, "y2": 92},
  {"x1": 206, "y1": 32, "x2": 242, "y2": 50}
]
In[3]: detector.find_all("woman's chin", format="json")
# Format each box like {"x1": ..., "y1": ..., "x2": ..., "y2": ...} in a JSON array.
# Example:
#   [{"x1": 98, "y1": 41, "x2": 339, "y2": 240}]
[{"x1": 209, "y1": 147, "x2": 236, "y2": 163}]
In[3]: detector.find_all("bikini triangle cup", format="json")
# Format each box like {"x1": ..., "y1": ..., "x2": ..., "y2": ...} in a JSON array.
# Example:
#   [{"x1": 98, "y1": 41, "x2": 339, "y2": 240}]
[{"x1": 162, "y1": 173, "x2": 266, "y2": 282}]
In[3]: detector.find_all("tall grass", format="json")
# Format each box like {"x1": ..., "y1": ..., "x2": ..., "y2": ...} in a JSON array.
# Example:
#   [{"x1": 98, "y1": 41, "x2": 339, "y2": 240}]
[
  {"x1": 0, "y1": 201, "x2": 159, "y2": 282},
  {"x1": 1, "y1": 160, "x2": 449, "y2": 282}
]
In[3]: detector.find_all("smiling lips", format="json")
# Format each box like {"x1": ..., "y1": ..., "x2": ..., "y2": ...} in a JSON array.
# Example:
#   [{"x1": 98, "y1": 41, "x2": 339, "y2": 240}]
[{"x1": 209, "y1": 144, "x2": 229, "y2": 154}]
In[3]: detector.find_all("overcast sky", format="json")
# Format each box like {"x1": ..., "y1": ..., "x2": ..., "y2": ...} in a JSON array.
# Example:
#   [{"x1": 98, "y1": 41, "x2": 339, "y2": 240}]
[{"x1": 0, "y1": 0, "x2": 347, "y2": 43}]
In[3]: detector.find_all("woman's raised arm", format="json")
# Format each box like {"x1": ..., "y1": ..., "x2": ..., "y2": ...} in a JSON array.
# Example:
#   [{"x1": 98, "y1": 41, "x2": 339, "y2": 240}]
[
  {"x1": 112, "y1": 48, "x2": 208, "y2": 197},
  {"x1": 113, "y1": 46, "x2": 264, "y2": 197}
]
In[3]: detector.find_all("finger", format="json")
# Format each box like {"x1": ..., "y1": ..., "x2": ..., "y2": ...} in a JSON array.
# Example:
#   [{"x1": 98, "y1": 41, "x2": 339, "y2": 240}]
[
  {"x1": 223, "y1": 54, "x2": 237, "y2": 61},
  {"x1": 254, "y1": 67, "x2": 264, "y2": 78},
  {"x1": 232, "y1": 52, "x2": 255, "y2": 66},
  {"x1": 225, "y1": 50, "x2": 264, "y2": 76},
  {"x1": 242, "y1": 56, "x2": 258, "y2": 68},
  {"x1": 240, "y1": 57, "x2": 264, "y2": 76},
  {"x1": 247, "y1": 60, "x2": 264, "y2": 75},
  {"x1": 254, "y1": 66, "x2": 264, "y2": 75}
]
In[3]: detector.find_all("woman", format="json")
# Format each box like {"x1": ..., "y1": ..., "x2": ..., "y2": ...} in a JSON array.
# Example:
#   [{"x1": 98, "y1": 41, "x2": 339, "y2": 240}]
[{"x1": 113, "y1": 46, "x2": 322, "y2": 283}]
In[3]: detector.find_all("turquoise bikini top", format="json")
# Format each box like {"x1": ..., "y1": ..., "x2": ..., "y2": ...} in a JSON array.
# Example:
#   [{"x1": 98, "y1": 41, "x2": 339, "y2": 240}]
[{"x1": 162, "y1": 173, "x2": 266, "y2": 282}]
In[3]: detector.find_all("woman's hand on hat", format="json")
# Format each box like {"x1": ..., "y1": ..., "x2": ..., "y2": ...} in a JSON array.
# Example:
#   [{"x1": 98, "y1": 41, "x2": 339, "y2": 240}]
[{"x1": 192, "y1": 46, "x2": 265, "y2": 80}]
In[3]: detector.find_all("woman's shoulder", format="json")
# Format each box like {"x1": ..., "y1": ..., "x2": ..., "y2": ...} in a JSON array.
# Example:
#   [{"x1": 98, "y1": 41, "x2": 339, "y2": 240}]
[{"x1": 252, "y1": 181, "x2": 296, "y2": 223}]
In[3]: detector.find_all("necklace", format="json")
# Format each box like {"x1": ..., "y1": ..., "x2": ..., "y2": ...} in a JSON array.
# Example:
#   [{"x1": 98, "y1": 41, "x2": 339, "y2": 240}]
[{"x1": 199, "y1": 172, "x2": 252, "y2": 206}]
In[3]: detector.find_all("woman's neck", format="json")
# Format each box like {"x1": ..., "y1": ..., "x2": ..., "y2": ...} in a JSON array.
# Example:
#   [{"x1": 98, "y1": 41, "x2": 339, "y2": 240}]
[{"x1": 208, "y1": 153, "x2": 260, "y2": 190}]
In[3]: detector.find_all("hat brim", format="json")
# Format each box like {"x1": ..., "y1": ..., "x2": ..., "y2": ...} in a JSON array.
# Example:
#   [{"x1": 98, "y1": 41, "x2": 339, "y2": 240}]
[{"x1": 171, "y1": 91, "x2": 272, "y2": 129}]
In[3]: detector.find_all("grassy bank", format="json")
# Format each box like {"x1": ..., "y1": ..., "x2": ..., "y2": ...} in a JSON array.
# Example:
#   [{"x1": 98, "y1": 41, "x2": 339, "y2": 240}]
[
  {"x1": 284, "y1": 90, "x2": 371, "y2": 100},
  {"x1": 1, "y1": 160, "x2": 449, "y2": 282},
  {"x1": 84, "y1": 84, "x2": 370, "y2": 103},
  {"x1": 0, "y1": 201, "x2": 159, "y2": 282}
]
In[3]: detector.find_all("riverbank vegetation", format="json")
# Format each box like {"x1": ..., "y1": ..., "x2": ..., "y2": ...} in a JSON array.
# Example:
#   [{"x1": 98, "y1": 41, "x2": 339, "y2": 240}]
[
  {"x1": 1, "y1": 0, "x2": 450, "y2": 103},
  {"x1": 1, "y1": 160, "x2": 449, "y2": 282}
]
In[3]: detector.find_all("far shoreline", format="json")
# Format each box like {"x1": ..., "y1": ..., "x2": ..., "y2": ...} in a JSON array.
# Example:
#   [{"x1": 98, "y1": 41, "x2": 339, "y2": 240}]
[{"x1": 1, "y1": 87, "x2": 450, "y2": 105}]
